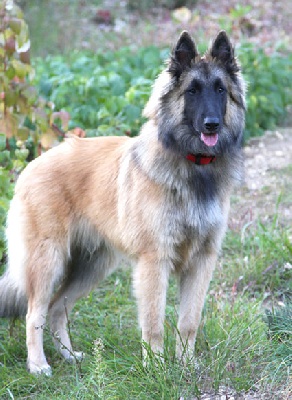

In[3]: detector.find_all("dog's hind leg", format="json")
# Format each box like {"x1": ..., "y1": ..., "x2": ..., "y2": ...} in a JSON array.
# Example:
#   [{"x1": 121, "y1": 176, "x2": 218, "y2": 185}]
[
  {"x1": 25, "y1": 242, "x2": 65, "y2": 376},
  {"x1": 48, "y1": 243, "x2": 118, "y2": 362}
]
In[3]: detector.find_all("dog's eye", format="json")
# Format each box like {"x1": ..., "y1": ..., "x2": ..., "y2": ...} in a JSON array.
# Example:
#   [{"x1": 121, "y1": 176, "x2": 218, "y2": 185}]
[
  {"x1": 187, "y1": 88, "x2": 197, "y2": 95},
  {"x1": 218, "y1": 87, "x2": 225, "y2": 94}
]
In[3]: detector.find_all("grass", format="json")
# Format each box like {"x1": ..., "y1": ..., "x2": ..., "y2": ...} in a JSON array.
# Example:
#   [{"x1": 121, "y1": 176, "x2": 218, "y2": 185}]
[
  {"x1": 0, "y1": 219, "x2": 291, "y2": 399},
  {"x1": 219, "y1": 217, "x2": 292, "y2": 298}
]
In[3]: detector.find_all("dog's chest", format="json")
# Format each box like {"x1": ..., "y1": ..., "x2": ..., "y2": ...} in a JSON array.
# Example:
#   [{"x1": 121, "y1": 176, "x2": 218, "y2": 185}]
[{"x1": 157, "y1": 188, "x2": 222, "y2": 253}]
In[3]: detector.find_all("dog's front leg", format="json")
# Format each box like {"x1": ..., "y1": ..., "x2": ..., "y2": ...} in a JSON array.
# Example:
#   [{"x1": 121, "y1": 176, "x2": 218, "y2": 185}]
[
  {"x1": 133, "y1": 255, "x2": 170, "y2": 358},
  {"x1": 176, "y1": 252, "x2": 217, "y2": 361}
]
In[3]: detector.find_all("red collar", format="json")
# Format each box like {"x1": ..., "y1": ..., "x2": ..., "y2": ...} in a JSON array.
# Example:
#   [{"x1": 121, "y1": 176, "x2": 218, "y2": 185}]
[{"x1": 186, "y1": 153, "x2": 216, "y2": 165}]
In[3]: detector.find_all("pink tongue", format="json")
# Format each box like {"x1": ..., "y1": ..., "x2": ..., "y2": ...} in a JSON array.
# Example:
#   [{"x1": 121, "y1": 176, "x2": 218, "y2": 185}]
[{"x1": 201, "y1": 132, "x2": 218, "y2": 147}]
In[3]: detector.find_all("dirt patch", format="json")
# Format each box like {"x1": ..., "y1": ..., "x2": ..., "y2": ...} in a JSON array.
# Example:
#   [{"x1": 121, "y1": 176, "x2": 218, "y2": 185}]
[
  {"x1": 229, "y1": 128, "x2": 292, "y2": 230},
  {"x1": 193, "y1": 385, "x2": 289, "y2": 400}
]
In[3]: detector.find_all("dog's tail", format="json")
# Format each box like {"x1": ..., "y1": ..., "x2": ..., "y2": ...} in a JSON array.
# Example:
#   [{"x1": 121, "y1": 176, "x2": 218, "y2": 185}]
[
  {"x1": 0, "y1": 271, "x2": 28, "y2": 317},
  {"x1": 0, "y1": 197, "x2": 28, "y2": 317}
]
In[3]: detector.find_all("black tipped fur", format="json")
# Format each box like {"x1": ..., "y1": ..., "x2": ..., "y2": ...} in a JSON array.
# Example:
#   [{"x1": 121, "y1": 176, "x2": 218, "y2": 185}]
[
  {"x1": 0, "y1": 273, "x2": 27, "y2": 317},
  {"x1": 169, "y1": 31, "x2": 199, "y2": 79},
  {"x1": 210, "y1": 31, "x2": 240, "y2": 75},
  {"x1": 158, "y1": 31, "x2": 245, "y2": 164}
]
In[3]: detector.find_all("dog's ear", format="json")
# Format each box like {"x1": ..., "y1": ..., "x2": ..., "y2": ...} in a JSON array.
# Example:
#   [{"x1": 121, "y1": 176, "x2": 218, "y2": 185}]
[
  {"x1": 210, "y1": 31, "x2": 239, "y2": 71},
  {"x1": 169, "y1": 31, "x2": 198, "y2": 78}
]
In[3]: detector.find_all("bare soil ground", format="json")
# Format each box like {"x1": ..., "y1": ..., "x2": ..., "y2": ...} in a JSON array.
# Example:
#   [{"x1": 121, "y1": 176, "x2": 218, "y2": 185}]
[{"x1": 230, "y1": 127, "x2": 292, "y2": 231}]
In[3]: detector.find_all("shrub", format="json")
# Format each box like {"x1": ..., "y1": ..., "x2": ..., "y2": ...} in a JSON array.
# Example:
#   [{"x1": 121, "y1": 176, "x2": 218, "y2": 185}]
[
  {"x1": 0, "y1": 0, "x2": 61, "y2": 156},
  {"x1": 0, "y1": 0, "x2": 72, "y2": 260},
  {"x1": 34, "y1": 47, "x2": 168, "y2": 137},
  {"x1": 0, "y1": 133, "x2": 28, "y2": 261},
  {"x1": 239, "y1": 44, "x2": 292, "y2": 140},
  {"x1": 33, "y1": 43, "x2": 292, "y2": 141}
]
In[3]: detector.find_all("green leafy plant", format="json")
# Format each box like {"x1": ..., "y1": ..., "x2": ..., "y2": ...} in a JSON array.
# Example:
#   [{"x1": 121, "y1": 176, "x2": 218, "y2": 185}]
[
  {"x1": 33, "y1": 43, "x2": 292, "y2": 141},
  {"x1": 0, "y1": 133, "x2": 28, "y2": 261},
  {"x1": 0, "y1": 0, "x2": 74, "y2": 260},
  {"x1": 239, "y1": 44, "x2": 292, "y2": 140},
  {"x1": 34, "y1": 46, "x2": 167, "y2": 137},
  {"x1": 0, "y1": 1, "x2": 76, "y2": 157},
  {"x1": 0, "y1": 133, "x2": 12, "y2": 261}
]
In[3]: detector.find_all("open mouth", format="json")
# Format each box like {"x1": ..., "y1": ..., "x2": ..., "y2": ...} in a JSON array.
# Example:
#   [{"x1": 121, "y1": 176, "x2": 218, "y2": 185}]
[{"x1": 200, "y1": 132, "x2": 218, "y2": 147}]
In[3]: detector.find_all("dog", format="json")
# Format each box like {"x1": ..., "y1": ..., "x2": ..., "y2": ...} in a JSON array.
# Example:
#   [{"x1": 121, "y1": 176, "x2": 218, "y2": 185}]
[{"x1": 0, "y1": 31, "x2": 246, "y2": 375}]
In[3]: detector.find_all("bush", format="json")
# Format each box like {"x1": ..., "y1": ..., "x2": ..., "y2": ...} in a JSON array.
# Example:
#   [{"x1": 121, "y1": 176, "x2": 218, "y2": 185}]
[
  {"x1": 239, "y1": 44, "x2": 292, "y2": 140},
  {"x1": 33, "y1": 43, "x2": 292, "y2": 141},
  {"x1": 34, "y1": 47, "x2": 168, "y2": 137},
  {"x1": 0, "y1": 133, "x2": 28, "y2": 261},
  {"x1": 0, "y1": 0, "x2": 61, "y2": 156},
  {"x1": 0, "y1": 1, "x2": 73, "y2": 260}
]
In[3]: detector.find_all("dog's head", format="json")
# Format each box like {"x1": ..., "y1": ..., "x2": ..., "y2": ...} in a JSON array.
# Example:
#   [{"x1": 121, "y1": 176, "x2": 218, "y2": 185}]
[{"x1": 143, "y1": 31, "x2": 246, "y2": 158}]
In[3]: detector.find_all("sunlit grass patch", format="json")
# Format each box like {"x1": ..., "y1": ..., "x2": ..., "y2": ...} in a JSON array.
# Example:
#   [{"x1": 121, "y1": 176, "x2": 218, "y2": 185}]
[{"x1": 0, "y1": 217, "x2": 291, "y2": 398}]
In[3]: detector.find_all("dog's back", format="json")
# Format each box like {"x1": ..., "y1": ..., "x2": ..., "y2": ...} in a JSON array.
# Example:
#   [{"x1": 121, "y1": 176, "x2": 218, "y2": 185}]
[{"x1": 1, "y1": 134, "x2": 130, "y2": 314}]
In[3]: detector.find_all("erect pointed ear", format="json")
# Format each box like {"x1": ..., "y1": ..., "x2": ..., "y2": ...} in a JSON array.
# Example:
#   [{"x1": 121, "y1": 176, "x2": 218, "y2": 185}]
[
  {"x1": 168, "y1": 31, "x2": 199, "y2": 78},
  {"x1": 210, "y1": 31, "x2": 235, "y2": 65}
]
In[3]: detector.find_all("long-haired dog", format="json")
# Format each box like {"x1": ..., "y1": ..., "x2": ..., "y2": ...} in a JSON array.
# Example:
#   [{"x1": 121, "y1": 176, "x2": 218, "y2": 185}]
[{"x1": 0, "y1": 31, "x2": 246, "y2": 375}]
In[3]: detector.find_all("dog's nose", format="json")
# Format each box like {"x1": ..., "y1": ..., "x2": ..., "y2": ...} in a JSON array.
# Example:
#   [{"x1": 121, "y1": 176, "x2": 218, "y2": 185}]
[{"x1": 203, "y1": 117, "x2": 220, "y2": 132}]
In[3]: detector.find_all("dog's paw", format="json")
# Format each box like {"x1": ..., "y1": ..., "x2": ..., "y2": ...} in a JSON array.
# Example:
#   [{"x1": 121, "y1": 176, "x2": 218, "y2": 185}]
[
  {"x1": 27, "y1": 362, "x2": 52, "y2": 376},
  {"x1": 176, "y1": 350, "x2": 200, "y2": 370},
  {"x1": 142, "y1": 346, "x2": 164, "y2": 369},
  {"x1": 66, "y1": 351, "x2": 84, "y2": 363}
]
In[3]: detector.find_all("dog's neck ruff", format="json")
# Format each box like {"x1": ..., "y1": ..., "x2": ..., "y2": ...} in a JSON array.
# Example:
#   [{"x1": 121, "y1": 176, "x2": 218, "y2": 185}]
[{"x1": 186, "y1": 154, "x2": 216, "y2": 165}]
